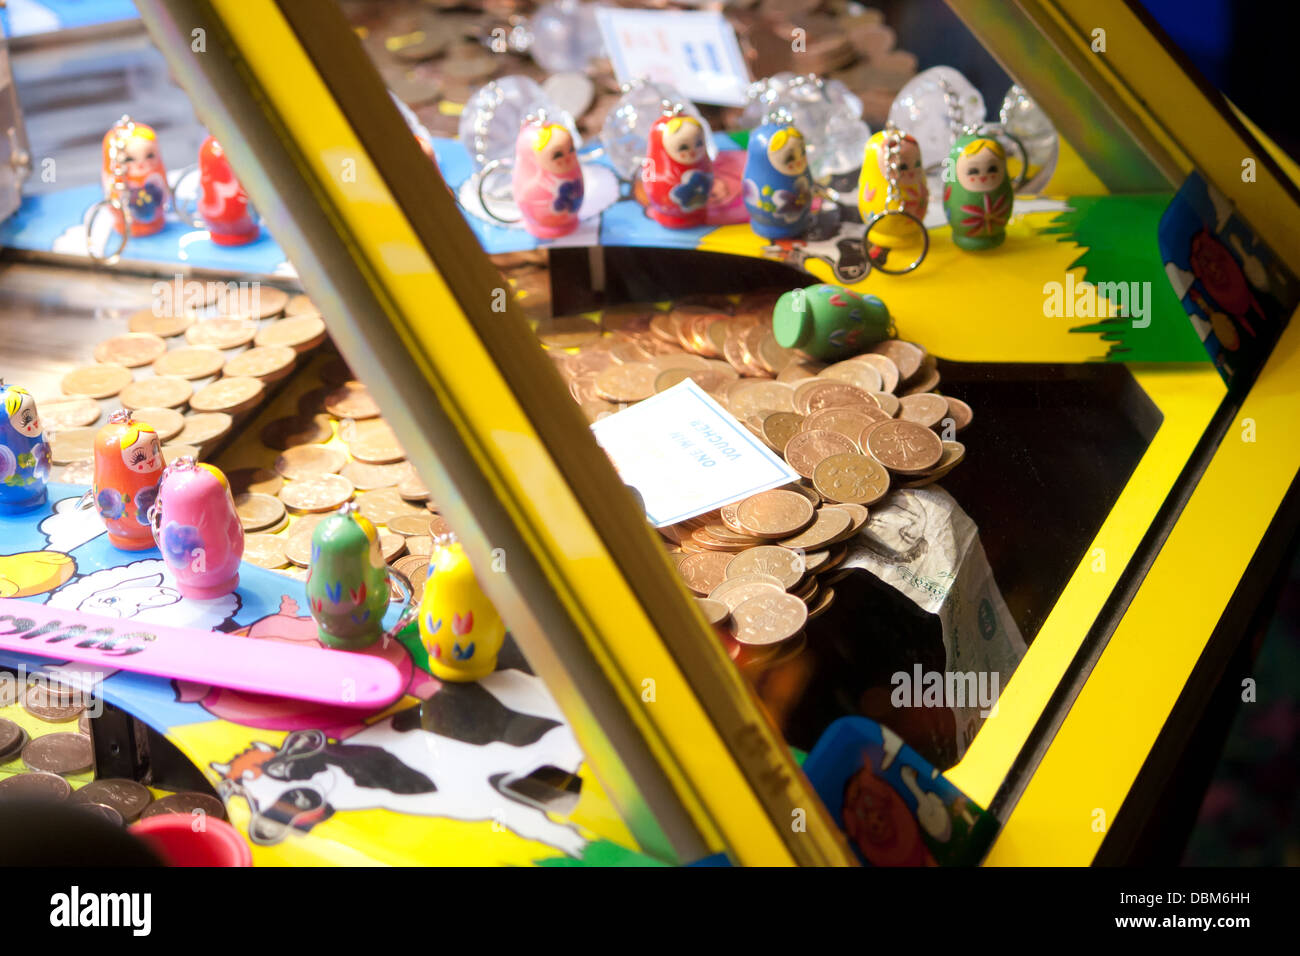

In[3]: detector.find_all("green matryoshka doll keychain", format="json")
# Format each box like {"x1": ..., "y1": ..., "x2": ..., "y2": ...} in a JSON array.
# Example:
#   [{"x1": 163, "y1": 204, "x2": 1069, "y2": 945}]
[{"x1": 942, "y1": 132, "x2": 1014, "y2": 251}]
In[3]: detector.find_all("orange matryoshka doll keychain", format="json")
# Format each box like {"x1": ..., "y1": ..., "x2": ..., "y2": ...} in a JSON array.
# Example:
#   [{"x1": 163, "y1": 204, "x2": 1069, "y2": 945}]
[
  {"x1": 99, "y1": 115, "x2": 170, "y2": 240},
  {"x1": 91, "y1": 410, "x2": 164, "y2": 551}
]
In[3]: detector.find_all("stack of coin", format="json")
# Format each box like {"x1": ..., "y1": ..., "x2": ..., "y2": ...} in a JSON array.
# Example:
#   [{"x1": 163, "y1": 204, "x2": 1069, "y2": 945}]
[{"x1": 537, "y1": 291, "x2": 976, "y2": 648}]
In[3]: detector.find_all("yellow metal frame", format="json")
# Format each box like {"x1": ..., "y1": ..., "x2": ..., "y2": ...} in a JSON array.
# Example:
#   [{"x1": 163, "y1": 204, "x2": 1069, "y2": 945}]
[{"x1": 135, "y1": 0, "x2": 856, "y2": 865}]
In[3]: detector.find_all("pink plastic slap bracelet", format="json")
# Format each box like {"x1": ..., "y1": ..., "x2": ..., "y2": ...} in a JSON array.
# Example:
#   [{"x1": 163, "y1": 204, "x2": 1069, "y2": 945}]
[{"x1": 0, "y1": 598, "x2": 403, "y2": 709}]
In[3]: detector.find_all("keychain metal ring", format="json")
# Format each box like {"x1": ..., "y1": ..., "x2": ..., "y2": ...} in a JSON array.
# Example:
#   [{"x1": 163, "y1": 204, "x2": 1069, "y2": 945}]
[
  {"x1": 83, "y1": 197, "x2": 130, "y2": 265},
  {"x1": 476, "y1": 158, "x2": 522, "y2": 224},
  {"x1": 864, "y1": 208, "x2": 930, "y2": 275},
  {"x1": 170, "y1": 163, "x2": 205, "y2": 229}
]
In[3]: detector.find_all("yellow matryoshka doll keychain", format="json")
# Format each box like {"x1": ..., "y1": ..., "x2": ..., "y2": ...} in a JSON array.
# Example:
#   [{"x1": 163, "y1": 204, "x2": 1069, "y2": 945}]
[{"x1": 857, "y1": 122, "x2": 930, "y2": 275}]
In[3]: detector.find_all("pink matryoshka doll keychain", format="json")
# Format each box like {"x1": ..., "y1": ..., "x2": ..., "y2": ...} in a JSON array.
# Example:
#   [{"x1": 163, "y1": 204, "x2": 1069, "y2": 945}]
[
  {"x1": 640, "y1": 105, "x2": 713, "y2": 229},
  {"x1": 511, "y1": 115, "x2": 584, "y2": 239},
  {"x1": 196, "y1": 136, "x2": 260, "y2": 246},
  {"x1": 149, "y1": 457, "x2": 244, "y2": 599},
  {"x1": 100, "y1": 115, "x2": 170, "y2": 239},
  {"x1": 91, "y1": 410, "x2": 163, "y2": 551}
]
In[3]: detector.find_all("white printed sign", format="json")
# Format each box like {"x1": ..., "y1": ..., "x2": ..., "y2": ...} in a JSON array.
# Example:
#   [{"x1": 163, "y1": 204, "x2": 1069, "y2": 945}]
[
  {"x1": 594, "y1": 7, "x2": 752, "y2": 108},
  {"x1": 589, "y1": 380, "x2": 800, "y2": 527}
]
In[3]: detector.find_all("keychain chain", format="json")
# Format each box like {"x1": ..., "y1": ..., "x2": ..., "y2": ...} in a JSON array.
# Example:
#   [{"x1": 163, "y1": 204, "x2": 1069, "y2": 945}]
[
  {"x1": 939, "y1": 78, "x2": 963, "y2": 145},
  {"x1": 106, "y1": 115, "x2": 134, "y2": 232},
  {"x1": 884, "y1": 121, "x2": 902, "y2": 213}
]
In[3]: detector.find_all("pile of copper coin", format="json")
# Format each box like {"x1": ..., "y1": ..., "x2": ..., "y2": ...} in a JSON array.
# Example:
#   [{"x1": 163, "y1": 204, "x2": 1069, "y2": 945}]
[
  {"x1": 538, "y1": 290, "x2": 973, "y2": 649},
  {"x1": 0, "y1": 676, "x2": 224, "y2": 823}
]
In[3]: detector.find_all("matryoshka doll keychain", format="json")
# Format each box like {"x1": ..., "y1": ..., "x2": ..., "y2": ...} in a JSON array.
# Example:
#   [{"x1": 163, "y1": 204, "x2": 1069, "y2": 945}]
[
  {"x1": 641, "y1": 104, "x2": 713, "y2": 229},
  {"x1": 858, "y1": 123, "x2": 930, "y2": 274},
  {"x1": 511, "y1": 114, "x2": 583, "y2": 238},
  {"x1": 195, "y1": 136, "x2": 260, "y2": 246},
  {"x1": 306, "y1": 502, "x2": 418, "y2": 650},
  {"x1": 91, "y1": 410, "x2": 163, "y2": 550},
  {"x1": 0, "y1": 382, "x2": 51, "y2": 514},
  {"x1": 99, "y1": 116, "x2": 170, "y2": 238},
  {"x1": 943, "y1": 132, "x2": 1013, "y2": 251},
  {"x1": 149, "y1": 458, "x2": 244, "y2": 599},
  {"x1": 742, "y1": 115, "x2": 813, "y2": 240},
  {"x1": 418, "y1": 532, "x2": 506, "y2": 682},
  {"x1": 478, "y1": 113, "x2": 584, "y2": 239}
]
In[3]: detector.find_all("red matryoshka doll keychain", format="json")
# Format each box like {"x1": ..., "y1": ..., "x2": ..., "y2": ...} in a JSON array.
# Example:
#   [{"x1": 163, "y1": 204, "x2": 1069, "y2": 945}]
[
  {"x1": 196, "y1": 136, "x2": 260, "y2": 246},
  {"x1": 641, "y1": 106, "x2": 713, "y2": 229},
  {"x1": 91, "y1": 410, "x2": 164, "y2": 551},
  {"x1": 100, "y1": 115, "x2": 170, "y2": 239}
]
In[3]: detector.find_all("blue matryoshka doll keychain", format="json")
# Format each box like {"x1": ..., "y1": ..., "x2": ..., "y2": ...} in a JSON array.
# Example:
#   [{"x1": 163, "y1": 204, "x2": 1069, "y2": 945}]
[
  {"x1": 0, "y1": 381, "x2": 51, "y2": 514},
  {"x1": 742, "y1": 112, "x2": 813, "y2": 240}
]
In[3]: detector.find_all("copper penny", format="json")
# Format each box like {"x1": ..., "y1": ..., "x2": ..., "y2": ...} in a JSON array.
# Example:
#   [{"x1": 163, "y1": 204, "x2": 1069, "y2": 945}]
[
  {"x1": 801, "y1": 407, "x2": 883, "y2": 445},
  {"x1": 783, "y1": 429, "x2": 858, "y2": 479},
  {"x1": 218, "y1": 285, "x2": 288, "y2": 320},
  {"x1": 379, "y1": 532, "x2": 407, "y2": 562},
  {"x1": 901, "y1": 357, "x2": 941, "y2": 395},
  {"x1": 426, "y1": 515, "x2": 452, "y2": 538},
  {"x1": 761, "y1": 412, "x2": 804, "y2": 454},
  {"x1": 190, "y1": 376, "x2": 264, "y2": 415},
  {"x1": 340, "y1": 460, "x2": 410, "y2": 491},
  {"x1": 356, "y1": 488, "x2": 423, "y2": 525},
  {"x1": 851, "y1": 353, "x2": 901, "y2": 393},
  {"x1": 944, "y1": 396, "x2": 973, "y2": 432},
  {"x1": 729, "y1": 381, "x2": 795, "y2": 419},
  {"x1": 813, "y1": 453, "x2": 891, "y2": 505},
  {"x1": 261, "y1": 414, "x2": 334, "y2": 450},
  {"x1": 677, "y1": 550, "x2": 734, "y2": 596},
  {"x1": 0, "y1": 719, "x2": 26, "y2": 762},
  {"x1": 223, "y1": 345, "x2": 298, "y2": 381},
  {"x1": 40, "y1": 397, "x2": 101, "y2": 430},
  {"x1": 162, "y1": 443, "x2": 201, "y2": 464},
  {"x1": 152, "y1": 346, "x2": 225, "y2": 380},
  {"x1": 227, "y1": 467, "x2": 283, "y2": 496},
  {"x1": 695, "y1": 597, "x2": 729, "y2": 625},
  {"x1": 254, "y1": 314, "x2": 327, "y2": 352},
  {"x1": 709, "y1": 576, "x2": 786, "y2": 611},
  {"x1": 345, "y1": 419, "x2": 405, "y2": 464},
  {"x1": 278, "y1": 474, "x2": 355, "y2": 513},
  {"x1": 397, "y1": 474, "x2": 429, "y2": 501},
  {"x1": 23, "y1": 683, "x2": 83, "y2": 723},
  {"x1": 285, "y1": 531, "x2": 314, "y2": 568},
  {"x1": 536, "y1": 316, "x2": 600, "y2": 349},
  {"x1": 735, "y1": 489, "x2": 815, "y2": 538},
  {"x1": 140, "y1": 791, "x2": 227, "y2": 821},
  {"x1": 185, "y1": 317, "x2": 258, "y2": 350},
  {"x1": 823, "y1": 502, "x2": 870, "y2": 539},
  {"x1": 388, "y1": 513, "x2": 432, "y2": 537},
  {"x1": 94, "y1": 333, "x2": 167, "y2": 368},
  {"x1": 234, "y1": 492, "x2": 287, "y2": 532},
  {"x1": 869, "y1": 392, "x2": 901, "y2": 417},
  {"x1": 69, "y1": 778, "x2": 153, "y2": 822},
  {"x1": 864, "y1": 420, "x2": 943, "y2": 474},
  {"x1": 403, "y1": 535, "x2": 434, "y2": 557},
  {"x1": 897, "y1": 392, "x2": 949, "y2": 428},
  {"x1": 798, "y1": 381, "x2": 875, "y2": 415},
  {"x1": 274, "y1": 444, "x2": 346, "y2": 479},
  {"x1": 780, "y1": 507, "x2": 853, "y2": 551},
  {"x1": 731, "y1": 592, "x2": 808, "y2": 646},
  {"x1": 119, "y1": 376, "x2": 193, "y2": 410},
  {"x1": 284, "y1": 294, "x2": 315, "y2": 316},
  {"x1": 726, "y1": 546, "x2": 806, "y2": 589},
  {"x1": 49, "y1": 427, "x2": 97, "y2": 464},
  {"x1": 22, "y1": 733, "x2": 94, "y2": 775},
  {"x1": 324, "y1": 381, "x2": 381, "y2": 420},
  {"x1": 242, "y1": 533, "x2": 289, "y2": 569},
  {"x1": 818, "y1": 360, "x2": 882, "y2": 393},
  {"x1": 0, "y1": 771, "x2": 71, "y2": 801},
  {"x1": 871, "y1": 340, "x2": 925, "y2": 380},
  {"x1": 594, "y1": 364, "x2": 657, "y2": 403},
  {"x1": 130, "y1": 406, "x2": 186, "y2": 444},
  {"x1": 61, "y1": 364, "x2": 132, "y2": 399},
  {"x1": 177, "y1": 411, "x2": 232, "y2": 447},
  {"x1": 128, "y1": 309, "x2": 193, "y2": 338}
]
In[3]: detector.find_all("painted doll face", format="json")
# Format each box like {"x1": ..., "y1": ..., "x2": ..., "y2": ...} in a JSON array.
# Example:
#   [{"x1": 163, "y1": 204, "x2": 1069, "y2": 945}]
[
  {"x1": 120, "y1": 136, "x2": 163, "y2": 181},
  {"x1": 663, "y1": 120, "x2": 706, "y2": 167},
  {"x1": 879, "y1": 139, "x2": 924, "y2": 185},
  {"x1": 8, "y1": 392, "x2": 41, "y2": 438},
  {"x1": 537, "y1": 127, "x2": 579, "y2": 177},
  {"x1": 955, "y1": 146, "x2": 1004, "y2": 193},
  {"x1": 121, "y1": 430, "x2": 162, "y2": 474},
  {"x1": 768, "y1": 132, "x2": 808, "y2": 176}
]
